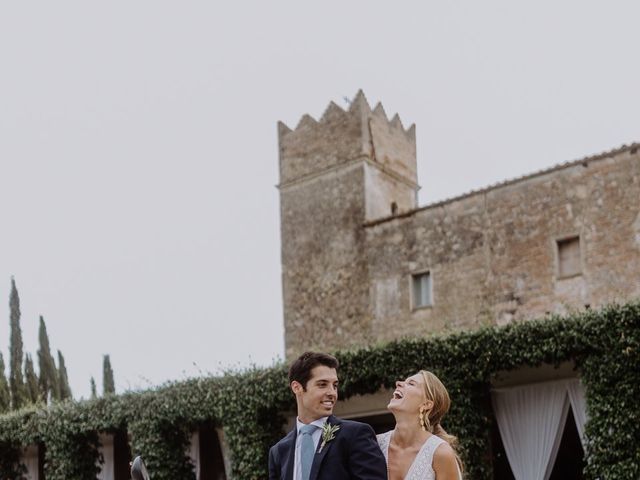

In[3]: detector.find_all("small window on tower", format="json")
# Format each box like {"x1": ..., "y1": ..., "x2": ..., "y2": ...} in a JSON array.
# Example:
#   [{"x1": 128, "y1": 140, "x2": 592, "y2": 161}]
[
  {"x1": 557, "y1": 236, "x2": 582, "y2": 278},
  {"x1": 412, "y1": 271, "x2": 432, "y2": 309}
]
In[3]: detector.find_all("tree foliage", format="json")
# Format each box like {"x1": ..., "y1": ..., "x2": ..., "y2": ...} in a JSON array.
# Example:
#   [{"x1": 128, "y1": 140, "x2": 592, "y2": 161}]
[
  {"x1": 8, "y1": 278, "x2": 27, "y2": 410},
  {"x1": 102, "y1": 355, "x2": 115, "y2": 396},
  {"x1": 37, "y1": 316, "x2": 59, "y2": 402},
  {"x1": 0, "y1": 440, "x2": 26, "y2": 480},
  {"x1": 90, "y1": 377, "x2": 97, "y2": 400},
  {"x1": 57, "y1": 351, "x2": 72, "y2": 401},
  {"x1": 0, "y1": 354, "x2": 10, "y2": 414},
  {"x1": 23, "y1": 355, "x2": 39, "y2": 405}
]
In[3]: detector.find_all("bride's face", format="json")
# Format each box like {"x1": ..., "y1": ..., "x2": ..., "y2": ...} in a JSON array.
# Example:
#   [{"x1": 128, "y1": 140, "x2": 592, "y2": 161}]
[{"x1": 388, "y1": 373, "x2": 430, "y2": 413}]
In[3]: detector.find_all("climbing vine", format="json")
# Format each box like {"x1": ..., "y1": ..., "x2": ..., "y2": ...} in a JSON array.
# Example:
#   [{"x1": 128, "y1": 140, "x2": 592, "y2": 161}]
[{"x1": 0, "y1": 303, "x2": 637, "y2": 479}]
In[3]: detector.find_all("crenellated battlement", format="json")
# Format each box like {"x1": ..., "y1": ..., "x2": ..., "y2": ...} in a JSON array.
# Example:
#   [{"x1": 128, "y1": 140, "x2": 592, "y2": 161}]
[
  {"x1": 278, "y1": 90, "x2": 417, "y2": 188},
  {"x1": 278, "y1": 91, "x2": 420, "y2": 358}
]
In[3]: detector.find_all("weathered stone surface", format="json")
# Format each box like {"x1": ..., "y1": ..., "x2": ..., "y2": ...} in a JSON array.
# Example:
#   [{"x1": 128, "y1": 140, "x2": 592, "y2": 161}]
[{"x1": 279, "y1": 93, "x2": 640, "y2": 357}]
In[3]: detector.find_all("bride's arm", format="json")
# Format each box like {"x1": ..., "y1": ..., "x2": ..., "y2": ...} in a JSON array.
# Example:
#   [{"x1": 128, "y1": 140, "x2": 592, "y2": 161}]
[{"x1": 432, "y1": 442, "x2": 460, "y2": 480}]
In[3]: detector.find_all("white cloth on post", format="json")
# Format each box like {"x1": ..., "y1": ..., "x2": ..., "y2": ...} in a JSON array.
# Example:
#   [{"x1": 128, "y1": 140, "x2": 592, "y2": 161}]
[
  {"x1": 188, "y1": 431, "x2": 201, "y2": 480},
  {"x1": 566, "y1": 378, "x2": 588, "y2": 448},
  {"x1": 492, "y1": 379, "x2": 570, "y2": 480},
  {"x1": 97, "y1": 434, "x2": 114, "y2": 480},
  {"x1": 22, "y1": 446, "x2": 39, "y2": 480}
]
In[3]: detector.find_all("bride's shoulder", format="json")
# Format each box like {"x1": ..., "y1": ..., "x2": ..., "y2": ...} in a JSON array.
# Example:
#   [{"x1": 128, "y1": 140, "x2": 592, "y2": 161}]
[
  {"x1": 432, "y1": 440, "x2": 455, "y2": 458},
  {"x1": 431, "y1": 441, "x2": 458, "y2": 474}
]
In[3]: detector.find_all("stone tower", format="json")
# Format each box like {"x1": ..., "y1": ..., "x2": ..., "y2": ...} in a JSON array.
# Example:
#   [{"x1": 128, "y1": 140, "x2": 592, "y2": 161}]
[{"x1": 278, "y1": 91, "x2": 419, "y2": 358}]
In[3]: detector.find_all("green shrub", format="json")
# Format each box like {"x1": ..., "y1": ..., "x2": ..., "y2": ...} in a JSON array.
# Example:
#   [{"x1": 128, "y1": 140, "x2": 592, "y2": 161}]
[{"x1": 0, "y1": 303, "x2": 638, "y2": 479}]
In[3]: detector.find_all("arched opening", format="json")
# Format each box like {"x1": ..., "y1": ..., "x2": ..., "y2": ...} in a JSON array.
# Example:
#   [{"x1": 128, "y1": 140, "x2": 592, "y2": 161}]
[
  {"x1": 188, "y1": 424, "x2": 227, "y2": 480},
  {"x1": 113, "y1": 430, "x2": 132, "y2": 480},
  {"x1": 38, "y1": 442, "x2": 45, "y2": 480},
  {"x1": 490, "y1": 365, "x2": 587, "y2": 479},
  {"x1": 491, "y1": 403, "x2": 585, "y2": 479},
  {"x1": 21, "y1": 444, "x2": 39, "y2": 480},
  {"x1": 97, "y1": 430, "x2": 132, "y2": 480},
  {"x1": 548, "y1": 410, "x2": 585, "y2": 479}
]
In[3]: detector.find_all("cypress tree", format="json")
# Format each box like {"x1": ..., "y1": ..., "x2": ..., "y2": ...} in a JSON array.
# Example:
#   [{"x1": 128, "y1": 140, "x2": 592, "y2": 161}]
[
  {"x1": 37, "y1": 315, "x2": 59, "y2": 402},
  {"x1": 9, "y1": 277, "x2": 27, "y2": 409},
  {"x1": 24, "y1": 354, "x2": 39, "y2": 404},
  {"x1": 103, "y1": 354, "x2": 115, "y2": 395},
  {"x1": 0, "y1": 353, "x2": 10, "y2": 413},
  {"x1": 57, "y1": 350, "x2": 72, "y2": 400},
  {"x1": 90, "y1": 377, "x2": 97, "y2": 399}
]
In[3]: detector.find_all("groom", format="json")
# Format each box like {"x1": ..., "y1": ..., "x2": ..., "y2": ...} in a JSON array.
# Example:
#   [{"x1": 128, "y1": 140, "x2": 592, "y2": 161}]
[{"x1": 268, "y1": 352, "x2": 387, "y2": 480}]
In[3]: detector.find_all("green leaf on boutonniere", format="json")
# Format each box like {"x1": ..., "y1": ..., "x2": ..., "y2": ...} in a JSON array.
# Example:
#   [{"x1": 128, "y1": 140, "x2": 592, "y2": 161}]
[{"x1": 318, "y1": 423, "x2": 340, "y2": 453}]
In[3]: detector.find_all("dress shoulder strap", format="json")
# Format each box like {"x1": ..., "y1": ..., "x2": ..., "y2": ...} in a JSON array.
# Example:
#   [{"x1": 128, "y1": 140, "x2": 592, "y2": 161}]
[
  {"x1": 376, "y1": 430, "x2": 392, "y2": 460},
  {"x1": 419, "y1": 435, "x2": 462, "y2": 480},
  {"x1": 422, "y1": 434, "x2": 446, "y2": 464}
]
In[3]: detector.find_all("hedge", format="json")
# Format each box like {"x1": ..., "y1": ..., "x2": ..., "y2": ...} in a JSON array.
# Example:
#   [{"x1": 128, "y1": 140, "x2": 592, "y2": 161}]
[{"x1": 0, "y1": 302, "x2": 638, "y2": 479}]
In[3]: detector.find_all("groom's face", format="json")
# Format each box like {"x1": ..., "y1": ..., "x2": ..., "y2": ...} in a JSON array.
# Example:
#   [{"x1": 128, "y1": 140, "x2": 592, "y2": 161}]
[{"x1": 293, "y1": 365, "x2": 338, "y2": 423}]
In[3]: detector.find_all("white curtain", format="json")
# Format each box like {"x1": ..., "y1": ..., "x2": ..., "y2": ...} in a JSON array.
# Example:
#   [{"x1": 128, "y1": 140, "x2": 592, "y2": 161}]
[
  {"x1": 97, "y1": 434, "x2": 114, "y2": 480},
  {"x1": 566, "y1": 378, "x2": 588, "y2": 448},
  {"x1": 22, "y1": 446, "x2": 39, "y2": 480},
  {"x1": 492, "y1": 380, "x2": 571, "y2": 480},
  {"x1": 188, "y1": 431, "x2": 201, "y2": 480}
]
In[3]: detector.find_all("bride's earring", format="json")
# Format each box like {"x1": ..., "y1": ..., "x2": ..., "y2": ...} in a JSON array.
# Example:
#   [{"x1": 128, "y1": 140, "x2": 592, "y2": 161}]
[{"x1": 419, "y1": 405, "x2": 430, "y2": 432}]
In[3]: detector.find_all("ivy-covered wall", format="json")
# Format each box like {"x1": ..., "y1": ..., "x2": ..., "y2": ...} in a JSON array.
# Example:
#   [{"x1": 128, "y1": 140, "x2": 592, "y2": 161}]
[{"x1": 0, "y1": 303, "x2": 638, "y2": 479}]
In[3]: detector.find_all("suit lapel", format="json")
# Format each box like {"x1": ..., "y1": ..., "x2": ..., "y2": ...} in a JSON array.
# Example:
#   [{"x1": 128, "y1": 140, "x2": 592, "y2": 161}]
[
  {"x1": 282, "y1": 429, "x2": 297, "y2": 480},
  {"x1": 309, "y1": 416, "x2": 342, "y2": 480}
]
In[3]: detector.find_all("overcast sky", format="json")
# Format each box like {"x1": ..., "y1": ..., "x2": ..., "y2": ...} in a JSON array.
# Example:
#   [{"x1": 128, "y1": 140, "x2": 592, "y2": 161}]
[{"x1": 1, "y1": 2, "x2": 638, "y2": 399}]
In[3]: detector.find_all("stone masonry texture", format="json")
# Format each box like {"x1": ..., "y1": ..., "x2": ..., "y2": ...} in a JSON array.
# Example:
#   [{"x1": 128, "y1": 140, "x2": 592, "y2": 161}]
[{"x1": 278, "y1": 91, "x2": 640, "y2": 358}]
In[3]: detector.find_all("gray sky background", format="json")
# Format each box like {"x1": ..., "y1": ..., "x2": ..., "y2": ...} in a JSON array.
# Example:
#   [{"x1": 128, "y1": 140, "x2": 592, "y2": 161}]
[{"x1": 1, "y1": 2, "x2": 639, "y2": 399}]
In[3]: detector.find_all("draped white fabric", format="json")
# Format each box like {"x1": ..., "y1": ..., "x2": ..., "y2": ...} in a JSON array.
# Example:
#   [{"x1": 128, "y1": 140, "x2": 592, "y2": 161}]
[
  {"x1": 22, "y1": 446, "x2": 39, "y2": 480},
  {"x1": 566, "y1": 379, "x2": 588, "y2": 448},
  {"x1": 97, "y1": 434, "x2": 114, "y2": 480},
  {"x1": 543, "y1": 396, "x2": 570, "y2": 480},
  {"x1": 492, "y1": 379, "x2": 574, "y2": 480},
  {"x1": 188, "y1": 431, "x2": 201, "y2": 480}
]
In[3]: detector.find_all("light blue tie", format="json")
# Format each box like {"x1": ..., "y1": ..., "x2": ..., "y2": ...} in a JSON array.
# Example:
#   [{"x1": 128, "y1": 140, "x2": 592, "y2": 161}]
[{"x1": 299, "y1": 424, "x2": 317, "y2": 480}]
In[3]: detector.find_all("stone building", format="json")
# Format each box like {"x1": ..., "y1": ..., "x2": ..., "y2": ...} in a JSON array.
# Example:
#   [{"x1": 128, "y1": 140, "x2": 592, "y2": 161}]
[
  {"x1": 279, "y1": 90, "x2": 640, "y2": 358},
  {"x1": 277, "y1": 91, "x2": 639, "y2": 478},
  {"x1": 15, "y1": 91, "x2": 638, "y2": 480}
]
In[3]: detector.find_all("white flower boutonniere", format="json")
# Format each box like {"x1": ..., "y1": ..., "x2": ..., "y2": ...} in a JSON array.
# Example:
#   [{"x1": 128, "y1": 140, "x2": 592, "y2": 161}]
[{"x1": 318, "y1": 423, "x2": 340, "y2": 453}]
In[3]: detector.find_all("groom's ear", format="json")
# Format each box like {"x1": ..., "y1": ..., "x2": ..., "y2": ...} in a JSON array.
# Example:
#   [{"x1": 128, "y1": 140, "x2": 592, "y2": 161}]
[{"x1": 291, "y1": 380, "x2": 304, "y2": 395}]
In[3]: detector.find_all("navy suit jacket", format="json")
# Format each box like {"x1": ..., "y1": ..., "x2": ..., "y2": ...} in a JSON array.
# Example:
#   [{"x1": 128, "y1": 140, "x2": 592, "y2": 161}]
[{"x1": 268, "y1": 415, "x2": 387, "y2": 480}]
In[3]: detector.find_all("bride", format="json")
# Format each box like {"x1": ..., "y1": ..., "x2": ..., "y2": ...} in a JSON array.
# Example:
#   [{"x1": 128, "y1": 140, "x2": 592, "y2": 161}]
[{"x1": 377, "y1": 370, "x2": 463, "y2": 480}]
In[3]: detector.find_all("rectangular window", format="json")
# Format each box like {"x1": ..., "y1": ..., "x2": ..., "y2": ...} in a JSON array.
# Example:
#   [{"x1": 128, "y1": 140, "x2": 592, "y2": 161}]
[
  {"x1": 412, "y1": 272, "x2": 432, "y2": 308},
  {"x1": 557, "y1": 236, "x2": 581, "y2": 278}
]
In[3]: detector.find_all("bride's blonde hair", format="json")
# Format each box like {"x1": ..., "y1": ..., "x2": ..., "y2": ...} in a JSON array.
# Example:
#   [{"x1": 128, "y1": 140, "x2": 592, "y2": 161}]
[{"x1": 419, "y1": 370, "x2": 463, "y2": 472}]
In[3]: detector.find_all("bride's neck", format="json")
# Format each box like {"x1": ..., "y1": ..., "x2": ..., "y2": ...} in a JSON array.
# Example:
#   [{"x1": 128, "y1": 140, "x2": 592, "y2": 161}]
[{"x1": 392, "y1": 415, "x2": 429, "y2": 448}]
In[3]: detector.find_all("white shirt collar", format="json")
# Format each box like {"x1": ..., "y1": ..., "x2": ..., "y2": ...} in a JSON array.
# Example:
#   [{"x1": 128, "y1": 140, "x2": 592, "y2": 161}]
[{"x1": 296, "y1": 416, "x2": 328, "y2": 432}]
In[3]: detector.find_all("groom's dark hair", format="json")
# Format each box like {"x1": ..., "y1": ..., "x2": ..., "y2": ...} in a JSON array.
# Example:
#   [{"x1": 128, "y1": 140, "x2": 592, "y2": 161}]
[{"x1": 289, "y1": 352, "x2": 339, "y2": 390}]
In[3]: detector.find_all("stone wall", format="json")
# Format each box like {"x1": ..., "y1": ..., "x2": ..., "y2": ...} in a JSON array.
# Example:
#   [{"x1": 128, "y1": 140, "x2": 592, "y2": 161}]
[
  {"x1": 278, "y1": 91, "x2": 418, "y2": 357},
  {"x1": 365, "y1": 145, "x2": 640, "y2": 342},
  {"x1": 280, "y1": 163, "x2": 372, "y2": 357},
  {"x1": 278, "y1": 92, "x2": 640, "y2": 356}
]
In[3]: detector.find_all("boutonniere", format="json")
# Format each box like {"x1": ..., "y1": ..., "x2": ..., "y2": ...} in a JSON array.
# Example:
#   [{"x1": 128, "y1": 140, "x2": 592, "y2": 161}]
[{"x1": 318, "y1": 423, "x2": 340, "y2": 453}]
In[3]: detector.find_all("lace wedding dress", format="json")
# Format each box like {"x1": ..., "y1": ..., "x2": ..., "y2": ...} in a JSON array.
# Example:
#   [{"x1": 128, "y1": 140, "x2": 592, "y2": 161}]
[{"x1": 377, "y1": 431, "x2": 462, "y2": 480}]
